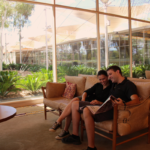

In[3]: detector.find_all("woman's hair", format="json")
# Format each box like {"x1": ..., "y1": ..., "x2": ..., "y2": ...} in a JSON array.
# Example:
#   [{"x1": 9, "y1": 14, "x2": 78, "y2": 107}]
[{"x1": 97, "y1": 70, "x2": 108, "y2": 77}]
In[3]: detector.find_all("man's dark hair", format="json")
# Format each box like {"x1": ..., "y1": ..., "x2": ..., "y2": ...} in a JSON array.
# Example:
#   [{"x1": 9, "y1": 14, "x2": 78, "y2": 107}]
[
  {"x1": 107, "y1": 65, "x2": 122, "y2": 75},
  {"x1": 97, "y1": 70, "x2": 108, "y2": 77}
]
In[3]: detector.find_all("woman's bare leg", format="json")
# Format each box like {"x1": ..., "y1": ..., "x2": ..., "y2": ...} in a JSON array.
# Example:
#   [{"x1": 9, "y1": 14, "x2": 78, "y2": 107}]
[
  {"x1": 63, "y1": 114, "x2": 71, "y2": 132},
  {"x1": 56, "y1": 97, "x2": 79, "y2": 124},
  {"x1": 50, "y1": 97, "x2": 79, "y2": 132}
]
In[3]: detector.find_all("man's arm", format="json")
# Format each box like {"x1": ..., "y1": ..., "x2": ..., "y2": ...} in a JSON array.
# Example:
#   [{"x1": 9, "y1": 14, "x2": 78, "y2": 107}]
[{"x1": 114, "y1": 94, "x2": 140, "y2": 106}]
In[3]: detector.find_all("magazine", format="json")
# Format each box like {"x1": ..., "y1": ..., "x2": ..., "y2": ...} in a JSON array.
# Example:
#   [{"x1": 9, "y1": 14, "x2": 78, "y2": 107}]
[{"x1": 86, "y1": 95, "x2": 116, "y2": 115}]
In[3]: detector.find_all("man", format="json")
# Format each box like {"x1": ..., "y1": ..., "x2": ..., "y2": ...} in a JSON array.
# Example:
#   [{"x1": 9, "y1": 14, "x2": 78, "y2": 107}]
[{"x1": 62, "y1": 66, "x2": 140, "y2": 150}]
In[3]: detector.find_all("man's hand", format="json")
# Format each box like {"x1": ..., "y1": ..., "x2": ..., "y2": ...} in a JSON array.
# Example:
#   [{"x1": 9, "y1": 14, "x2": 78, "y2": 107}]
[
  {"x1": 114, "y1": 98, "x2": 124, "y2": 105},
  {"x1": 90, "y1": 100, "x2": 102, "y2": 105}
]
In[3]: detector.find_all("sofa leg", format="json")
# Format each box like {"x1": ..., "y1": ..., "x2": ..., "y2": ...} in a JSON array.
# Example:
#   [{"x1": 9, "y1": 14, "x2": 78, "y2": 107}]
[
  {"x1": 148, "y1": 112, "x2": 150, "y2": 144},
  {"x1": 112, "y1": 104, "x2": 118, "y2": 150},
  {"x1": 44, "y1": 105, "x2": 47, "y2": 120}
]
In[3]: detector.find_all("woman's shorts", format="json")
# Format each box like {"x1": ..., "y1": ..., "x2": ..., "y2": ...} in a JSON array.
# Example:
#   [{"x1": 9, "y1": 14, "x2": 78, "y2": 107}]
[
  {"x1": 78, "y1": 101, "x2": 113, "y2": 122},
  {"x1": 77, "y1": 96, "x2": 82, "y2": 101}
]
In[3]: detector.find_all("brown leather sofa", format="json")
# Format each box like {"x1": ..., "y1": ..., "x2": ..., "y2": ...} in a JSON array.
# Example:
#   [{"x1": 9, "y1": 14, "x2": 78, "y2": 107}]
[{"x1": 42, "y1": 75, "x2": 150, "y2": 150}]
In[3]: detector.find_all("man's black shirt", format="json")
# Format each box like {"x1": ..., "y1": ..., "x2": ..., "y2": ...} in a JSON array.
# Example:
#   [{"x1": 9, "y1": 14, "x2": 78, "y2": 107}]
[{"x1": 110, "y1": 78, "x2": 138, "y2": 102}]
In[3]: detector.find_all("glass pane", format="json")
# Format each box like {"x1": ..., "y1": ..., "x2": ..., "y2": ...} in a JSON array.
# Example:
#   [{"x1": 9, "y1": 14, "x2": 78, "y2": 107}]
[
  {"x1": 56, "y1": 8, "x2": 97, "y2": 82},
  {"x1": 99, "y1": 0, "x2": 128, "y2": 17},
  {"x1": 100, "y1": 15, "x2": 130, "y2": 76},
  {"x1": 131, "y1": 0, "x2": 150, "y2": 21},
  {"x1": 132, "y1": 20, "x2": 150, "y2": 78},
  {"x1": 1, "y1": 1, "x2": 53, "y2": 102},
  {"x1": 56, "y1": 0, "x2": 96, "y2": 10}
]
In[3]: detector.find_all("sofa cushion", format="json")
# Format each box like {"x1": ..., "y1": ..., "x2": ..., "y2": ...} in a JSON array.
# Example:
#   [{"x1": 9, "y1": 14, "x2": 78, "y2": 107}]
[
  {"x1": 81, "y1": 114, "x2": 113, "y2": 132},
  {"x1": 95, "y1": 120, "x2": 113, "y2": 132},
  {"x1": 46, "y1": 82, "x2": 66, "y2": 98},
  {"x1": 132, "y1": 81, "x2": 150, "y2": 100},
  {"x1": 44, "y1": 97, "x2": 71, "y2": 110},
  {"x1": 62, "y1": 82, "x2": 76, "y2": 99},
  {"x1": 65, "y1": 76, "x2": 86, "y2": 96},
  {"x1": 85, "y1": 76, "x2": 99, "y2": 90}
]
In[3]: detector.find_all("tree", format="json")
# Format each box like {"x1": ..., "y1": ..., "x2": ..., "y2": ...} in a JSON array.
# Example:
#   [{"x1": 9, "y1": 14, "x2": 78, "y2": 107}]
[{"x1": 0, "y1": 0, "x2": 34, "y2": 70}]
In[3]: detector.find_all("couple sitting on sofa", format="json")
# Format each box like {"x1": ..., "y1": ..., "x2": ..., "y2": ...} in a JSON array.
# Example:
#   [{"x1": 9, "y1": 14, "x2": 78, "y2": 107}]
[{"x1": 49, "y1": 65, "x2": 140, "y2": 150}]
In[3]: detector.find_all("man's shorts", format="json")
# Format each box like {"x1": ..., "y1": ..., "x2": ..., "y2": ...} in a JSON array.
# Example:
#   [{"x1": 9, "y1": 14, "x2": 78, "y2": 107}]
[{"x1": 78, "y1": 101, "x2": 113, "y2": 122}]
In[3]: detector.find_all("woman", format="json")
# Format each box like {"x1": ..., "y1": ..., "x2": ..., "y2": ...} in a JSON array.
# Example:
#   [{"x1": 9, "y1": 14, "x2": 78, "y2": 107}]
[{"x1": 49, "y1": 70, "x2": 112, "y2": 140}]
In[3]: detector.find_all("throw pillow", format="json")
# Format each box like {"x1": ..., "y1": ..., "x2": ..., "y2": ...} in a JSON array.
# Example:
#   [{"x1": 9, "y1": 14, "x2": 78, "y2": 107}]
[{"x1": 62, "y1": 82, "x2": 76, "y2": 99}]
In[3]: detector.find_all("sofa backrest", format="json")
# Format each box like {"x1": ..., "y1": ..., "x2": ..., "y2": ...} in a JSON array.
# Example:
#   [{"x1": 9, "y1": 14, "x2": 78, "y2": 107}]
[
  {"x1": 85, "y1": 76, "x2": 99, "y2": 90},
  {"x1": 78, "y1": 74, "x2": 97, "y2": 78},
  {"x1": 128, "y1": 77, "x2": 150, "y2": 100},
  {"x1": 65, "y1": 75, "x2": 150, "y2": 100},
  {"x1": 65, "y1": 75, "x2": 86, "y2": 96},
  {"x1": 128, "y1": 77, "x2": 150, "y2": 82},
  {"x1": 132, "y1": 81, "x2": 150, "y2": 100}
]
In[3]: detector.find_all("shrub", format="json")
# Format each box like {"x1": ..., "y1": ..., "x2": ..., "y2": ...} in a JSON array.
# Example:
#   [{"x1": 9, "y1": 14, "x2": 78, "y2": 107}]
[
  {"x1": 120, "y1": 65, "x2": 130, "y2": 77},
  {"x1": 57, "y1": 65, "x2": 97, "y2": 77},
  {"x1": 8, "y1": 63, "x2": 17, "y2": 70},
  {"x1": 2, "y1": 62, "x2": 9, "y2": 70},
  {"x1": 18, "y1": 70, "x2": 53, "y2": 93},
  {"x1": 0, "y1": 71, "x2": 21, "y2": 98}
]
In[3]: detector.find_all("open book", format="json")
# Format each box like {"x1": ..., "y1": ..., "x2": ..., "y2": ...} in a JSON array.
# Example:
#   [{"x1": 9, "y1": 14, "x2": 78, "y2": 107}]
[{"x1": 86, "y1": 95, "x2": 116, "y2": 115}]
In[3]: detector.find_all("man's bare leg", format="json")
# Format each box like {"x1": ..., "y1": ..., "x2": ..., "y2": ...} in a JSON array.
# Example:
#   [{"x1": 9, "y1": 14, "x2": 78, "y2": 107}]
[{"x1": 83, "y1": 107, "x2": 95, "y2": 148}]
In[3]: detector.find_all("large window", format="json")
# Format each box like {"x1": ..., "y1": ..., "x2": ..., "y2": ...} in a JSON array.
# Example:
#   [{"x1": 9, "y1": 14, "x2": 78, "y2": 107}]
[{"x1": 1, "y1": 0, "x2": 150, "y2": 102}]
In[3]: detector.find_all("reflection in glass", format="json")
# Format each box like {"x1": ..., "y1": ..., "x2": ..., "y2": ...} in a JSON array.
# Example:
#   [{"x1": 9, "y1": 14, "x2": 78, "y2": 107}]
[
  {"x1": 3, "y1": 4, "x2": 53, "y2": 68},
  {"x1": 132, "y1": 20, "x2": 150, "y2": 66},
  {"x1": 99, "y1": 0, "x2": 128, "y2": 17},
  {"x1": 56, "y1": 8, "x2": 97, "y2": 81},
  {"x1": 132, "y1": 20, "x2": 150, "y2": 77},
  {"x1": 131, "y1": 0, "x2": 150, "y2": 21},
  {"x1": 56, "y1": 0, "x2": 96, "y2": 10},
  {"x1": 100, "y1": 15, "x2": 129, "y2": 69}
]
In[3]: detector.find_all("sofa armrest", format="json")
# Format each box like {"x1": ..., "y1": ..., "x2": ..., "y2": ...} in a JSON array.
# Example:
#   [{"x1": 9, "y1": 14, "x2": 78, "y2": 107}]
[
  {"x1": 45, "y1": 82, "x2": 66, "y2": 98},
  {"x1": 117, "y1": 98, "x2": 150, "y2": 136}
]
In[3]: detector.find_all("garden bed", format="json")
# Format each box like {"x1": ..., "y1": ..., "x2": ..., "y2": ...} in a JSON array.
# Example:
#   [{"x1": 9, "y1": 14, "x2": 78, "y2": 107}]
[{"x1": 0, "y1": 89, "x2": 43, "y2": 100}]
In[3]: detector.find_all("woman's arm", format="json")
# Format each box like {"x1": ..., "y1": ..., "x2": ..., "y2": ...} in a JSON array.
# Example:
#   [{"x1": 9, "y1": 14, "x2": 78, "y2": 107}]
[
  {"x1": 81, "y1": 92, "x2": 87, "y2": 101},
  {"x1": 90, "y1": 100, "x2": 103, "y2": 105}
]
